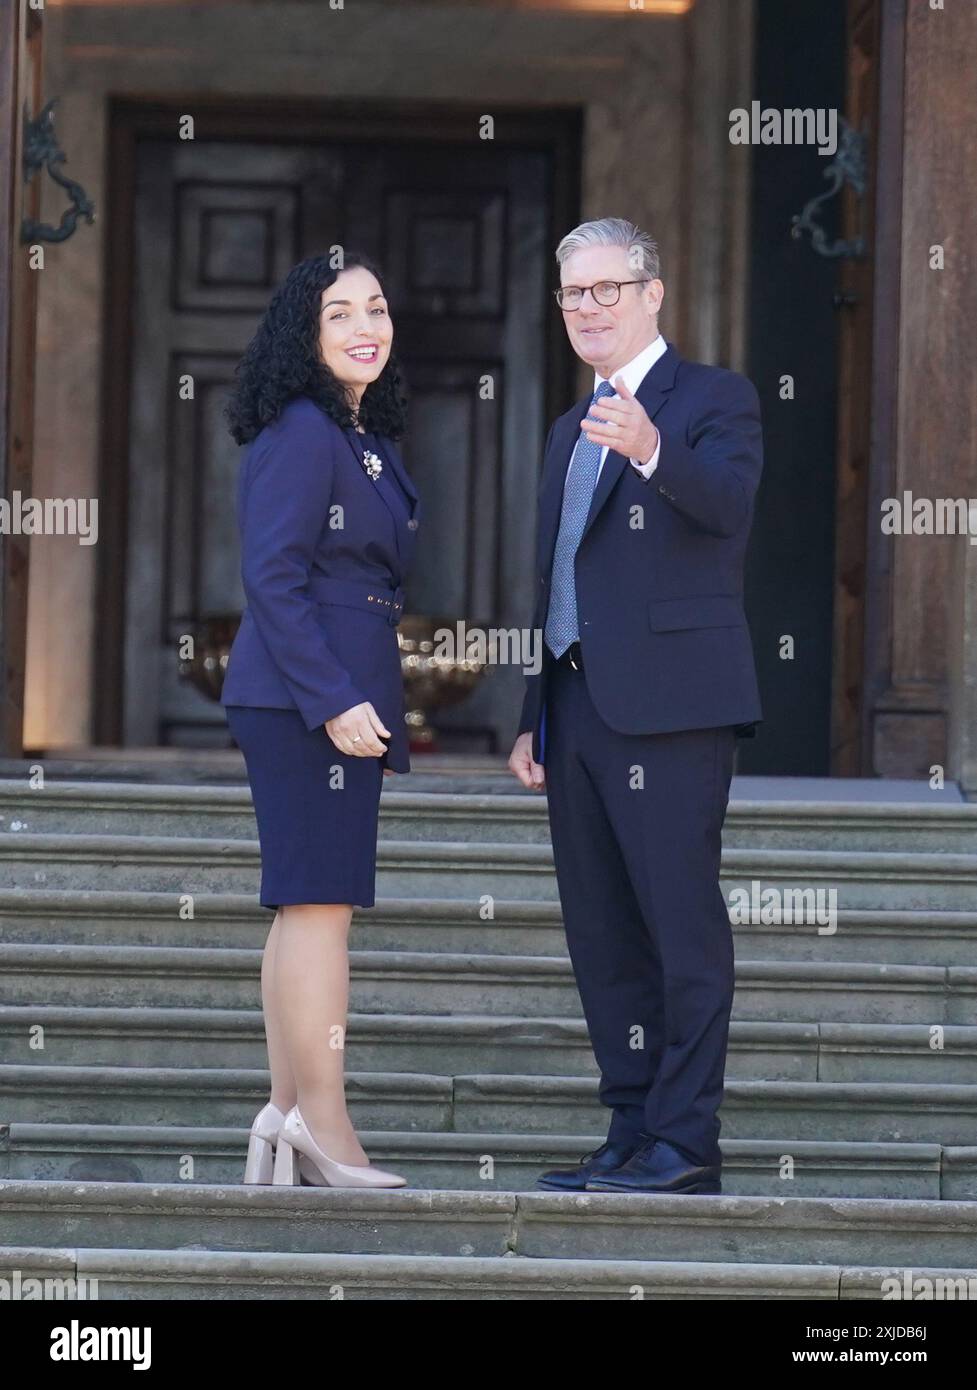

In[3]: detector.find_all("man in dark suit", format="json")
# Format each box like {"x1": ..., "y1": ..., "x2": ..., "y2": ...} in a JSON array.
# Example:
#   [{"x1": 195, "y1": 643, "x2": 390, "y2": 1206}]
[{"x1": 508, "y1": 217, "x2": 763, "y2": 1196}]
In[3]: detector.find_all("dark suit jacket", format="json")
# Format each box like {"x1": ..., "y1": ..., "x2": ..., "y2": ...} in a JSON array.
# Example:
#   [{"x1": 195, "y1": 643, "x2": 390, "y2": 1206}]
[
  {"x1": 220, "y1": 395, "x2": 420, "y2": 772},
  {"x1": 519, "y1": 342, "x2": 763, "y2": 764}
]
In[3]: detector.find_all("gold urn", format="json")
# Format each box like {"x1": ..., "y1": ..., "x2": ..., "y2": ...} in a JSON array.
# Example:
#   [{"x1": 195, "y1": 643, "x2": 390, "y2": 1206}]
[{"x1": 182, "y1": 612, "x2": 488, "y2": 748}]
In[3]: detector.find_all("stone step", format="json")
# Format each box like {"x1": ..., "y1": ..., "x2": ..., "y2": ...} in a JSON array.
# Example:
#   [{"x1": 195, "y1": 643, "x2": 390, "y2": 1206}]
[
  {"x1": 0, "y1": 784, "x2": 546, "y2": 845},
  {"x1": 6, "y1": 832, "x2": 977, "y2": 908},
  {"x1": 2, "y1": 942, "x2": 972, "y2": 1024},
  {"x1": 3, "y1": 1005, "x2": 976, "y2": 1085},
  {"x1": 0, "y1": 752, "x2": 514, "y2": 789},
  {"x1": 3, "y1": 1122, "x2": 973, "y2": 1201},
  {"x1": 3, "y1": 1178, "x2": 977, "y2": 1270},
  {"x1": 4, "y1": 830, "x2": 559, "y2": 898},
  {"x1": 2, "y1": 888, "x2": 976, "y2": 966},
  {"x1": 5, "y1": 778, "x2": 977, "y2": 853},
  {"x1": 4, "y1": 1244, "x2": 940, "y2": 1301},
  {"x1": 3, "y1": 1064, "x2": 977, "y2": 1143},
  {"x1": 0, "y1": 889, "x2": 570, "y2": 957}
]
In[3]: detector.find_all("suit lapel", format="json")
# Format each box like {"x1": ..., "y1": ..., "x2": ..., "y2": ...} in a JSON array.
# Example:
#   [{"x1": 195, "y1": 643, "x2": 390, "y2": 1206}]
[
  {"x1": 537, "y1": 344, "x2": 681, "y2": 570},
  {"x1": 341, "y1": 429, "x2": 419, "y2": 573},
  {"x1": 374, "y1": 434, "x2": 419, "y2": 509}
]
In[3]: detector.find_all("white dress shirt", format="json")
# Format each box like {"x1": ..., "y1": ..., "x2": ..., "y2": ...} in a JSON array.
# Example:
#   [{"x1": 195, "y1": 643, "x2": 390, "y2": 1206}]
[{"x1": 565, "y1": 333, "x2": 667, "y2": 485}]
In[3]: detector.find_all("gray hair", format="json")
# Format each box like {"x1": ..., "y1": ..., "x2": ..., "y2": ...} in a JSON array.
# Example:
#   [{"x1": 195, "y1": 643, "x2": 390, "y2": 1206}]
[{"x1": 555, "y1": 217, "x2": 661, "y2": 281}]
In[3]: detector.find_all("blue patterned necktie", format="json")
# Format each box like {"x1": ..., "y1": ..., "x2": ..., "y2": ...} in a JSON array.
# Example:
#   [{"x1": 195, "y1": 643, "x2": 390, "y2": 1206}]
[{"x1": 544, "y1": 381, "x2": 616, "y2": 658}]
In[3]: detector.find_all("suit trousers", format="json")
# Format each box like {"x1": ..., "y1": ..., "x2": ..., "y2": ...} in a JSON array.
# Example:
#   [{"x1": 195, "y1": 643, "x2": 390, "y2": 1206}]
[{"x1": 542, "y1": 650, "x2": 737, "y2": 1167}]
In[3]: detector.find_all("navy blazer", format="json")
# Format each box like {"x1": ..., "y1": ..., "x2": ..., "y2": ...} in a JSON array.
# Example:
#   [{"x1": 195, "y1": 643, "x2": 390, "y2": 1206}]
[
  {"x1": 518, "y1": 343, "x2": 763, "y2": 763},
  {"x1": 220, "y1": 395, "x2": 420, "y2": 772}
]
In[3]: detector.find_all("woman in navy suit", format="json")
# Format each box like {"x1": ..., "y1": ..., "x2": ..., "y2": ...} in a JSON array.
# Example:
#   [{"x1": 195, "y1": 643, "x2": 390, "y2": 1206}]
[{"x1": 220, "y1": 253, "x2": 420, "y2": 1188}]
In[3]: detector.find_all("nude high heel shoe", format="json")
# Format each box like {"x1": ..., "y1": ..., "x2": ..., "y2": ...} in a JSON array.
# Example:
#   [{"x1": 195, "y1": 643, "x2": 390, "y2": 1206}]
[
  {"x1": 271, "y1": 1105, "x2": 407, "y2": 1188},
  {"x1": 243, "y1": 1101, "x2": 286, "y2": 1184}
]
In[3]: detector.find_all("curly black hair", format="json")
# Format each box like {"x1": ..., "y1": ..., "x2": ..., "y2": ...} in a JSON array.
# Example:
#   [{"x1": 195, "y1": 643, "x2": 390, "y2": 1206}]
[{"x1": 224, "y1": 252, "x2": 408, "y2": 445}]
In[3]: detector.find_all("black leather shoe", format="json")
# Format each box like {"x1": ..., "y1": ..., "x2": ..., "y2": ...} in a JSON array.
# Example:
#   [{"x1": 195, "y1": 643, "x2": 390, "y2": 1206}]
[
  {"x1": 585, "y1": 1138, "x2": 722, "y2": 1194},
  {"x1": 536, "y1": 1138, "x2": 642, "y2": 1191}
]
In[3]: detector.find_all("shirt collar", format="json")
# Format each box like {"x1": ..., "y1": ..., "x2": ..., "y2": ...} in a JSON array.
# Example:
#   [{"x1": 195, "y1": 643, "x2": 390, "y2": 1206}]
[{"x1": 594, "y1": 333, "x2": 667, "y2": 397}]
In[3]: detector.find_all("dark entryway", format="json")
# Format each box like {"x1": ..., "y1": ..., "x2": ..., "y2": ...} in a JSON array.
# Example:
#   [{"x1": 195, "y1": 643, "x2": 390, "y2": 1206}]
[{"x1": 740, "y1": 0, "x2": 863, "y2": 776}]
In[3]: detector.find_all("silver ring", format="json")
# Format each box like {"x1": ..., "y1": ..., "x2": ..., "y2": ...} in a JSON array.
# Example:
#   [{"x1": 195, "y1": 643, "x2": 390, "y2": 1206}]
[{"x1": 351, "y1": 735, "x2": 362, "y2": 743}]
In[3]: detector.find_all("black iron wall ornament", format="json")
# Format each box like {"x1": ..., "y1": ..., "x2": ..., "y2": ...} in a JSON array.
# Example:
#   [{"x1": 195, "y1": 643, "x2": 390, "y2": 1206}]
[
  {"x1": 20, "y1": 98, "x2": 96, "y2": 244},
  {"x1": 790, "y1": 117, "x2": 868, "y2": 260}
]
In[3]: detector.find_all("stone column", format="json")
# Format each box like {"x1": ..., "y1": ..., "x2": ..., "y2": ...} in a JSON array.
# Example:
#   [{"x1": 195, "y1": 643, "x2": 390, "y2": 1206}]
[{"x1": 868, "y1": 0, "x2": 977, "y2": 778}]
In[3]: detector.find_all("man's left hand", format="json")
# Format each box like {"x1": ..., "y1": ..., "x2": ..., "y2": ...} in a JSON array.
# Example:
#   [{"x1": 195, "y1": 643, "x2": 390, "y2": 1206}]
[{"x1": 582, "y1": 376, "x2": 659, "y2": 464}]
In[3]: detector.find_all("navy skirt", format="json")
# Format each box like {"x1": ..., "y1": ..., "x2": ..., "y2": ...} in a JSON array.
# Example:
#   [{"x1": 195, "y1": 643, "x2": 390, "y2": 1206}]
[{"x1": 225, "y1": 705, "x2": 385, "y2": 911}]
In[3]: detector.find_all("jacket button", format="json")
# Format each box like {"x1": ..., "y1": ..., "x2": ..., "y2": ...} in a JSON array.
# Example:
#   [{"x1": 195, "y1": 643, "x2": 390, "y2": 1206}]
[{"x1": 407, "y1": 519, "x2": 418, "y2": 530}]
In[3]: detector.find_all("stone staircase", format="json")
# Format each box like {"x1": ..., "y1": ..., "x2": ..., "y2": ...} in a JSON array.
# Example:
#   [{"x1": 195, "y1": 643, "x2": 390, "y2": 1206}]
[{"x1": 1, "y1": 772, "x2": 976, "y2": 1299}]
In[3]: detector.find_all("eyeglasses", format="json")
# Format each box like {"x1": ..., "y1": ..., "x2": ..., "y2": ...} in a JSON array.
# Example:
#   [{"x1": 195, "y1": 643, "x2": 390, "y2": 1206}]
[{"x1": 554, "y1": 279, "x2": 650, "y2": 310}]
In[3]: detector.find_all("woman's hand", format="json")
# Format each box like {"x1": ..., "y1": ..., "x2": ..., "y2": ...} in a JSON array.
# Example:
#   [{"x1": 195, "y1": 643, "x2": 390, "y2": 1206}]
[{"x1": 325, "y1": 701, "x2": 391, "y2": 756}]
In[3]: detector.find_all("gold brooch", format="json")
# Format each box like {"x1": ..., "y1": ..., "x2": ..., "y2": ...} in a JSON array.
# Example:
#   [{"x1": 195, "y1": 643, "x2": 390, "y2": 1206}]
[{"x1": 362, "y1": 449, "x2": 383, "y2": 480}]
